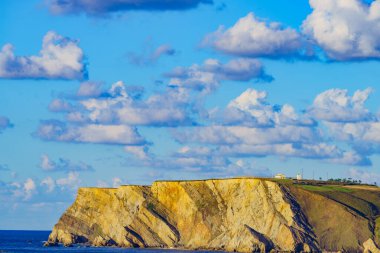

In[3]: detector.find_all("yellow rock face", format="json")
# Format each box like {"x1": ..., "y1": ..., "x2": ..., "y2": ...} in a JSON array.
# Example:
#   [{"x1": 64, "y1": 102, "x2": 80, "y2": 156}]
[{"x1": 45, "y1": 178, "x2": 378, "y2": 252}]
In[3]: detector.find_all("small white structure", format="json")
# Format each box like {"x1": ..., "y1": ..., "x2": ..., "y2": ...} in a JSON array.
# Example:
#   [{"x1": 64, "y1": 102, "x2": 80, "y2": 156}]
[
  {"x1": 274, "y1": 173, "x2": 286, "y2": 179},
  {"x1": 296, "y1": 174, "x2": 302, "y2": 180}
]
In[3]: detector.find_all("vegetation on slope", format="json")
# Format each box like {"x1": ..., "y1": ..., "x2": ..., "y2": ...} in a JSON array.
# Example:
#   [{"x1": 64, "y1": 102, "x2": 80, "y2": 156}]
[
  {"x1": 286, "y1": 181, "x2": 380, "y2": 252},
  {"x1": 376, "y1": 217, "x2": 380, "y2": 245}
]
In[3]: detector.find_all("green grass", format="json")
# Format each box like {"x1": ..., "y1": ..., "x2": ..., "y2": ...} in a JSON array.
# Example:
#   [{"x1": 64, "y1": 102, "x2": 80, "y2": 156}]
[
  {"x1": 270, "y1": 178, "x2": 294, "y2": 185},
  {"x1": 297, "y1": 185, "x2": 353, "y2": 193},
  {"x1": 294, "y1": 185, "x2": 380, "y2": 219},
  {"x1": 147, "y1": 202, "x2": 155, "y2": 211},
  {"x1": 375, "y1": 217, "x2": 380, "y2": 245}
]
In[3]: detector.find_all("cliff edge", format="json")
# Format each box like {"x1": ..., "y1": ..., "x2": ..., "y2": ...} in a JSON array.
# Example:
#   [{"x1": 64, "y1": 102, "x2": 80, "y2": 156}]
[{"x1": 45, "y1": 178, "x2": 380, "y2": 253}]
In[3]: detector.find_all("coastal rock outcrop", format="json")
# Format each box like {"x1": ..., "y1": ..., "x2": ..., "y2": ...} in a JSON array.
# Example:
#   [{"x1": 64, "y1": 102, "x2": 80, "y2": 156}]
[
  {"x1": 46, "y1": 178, "x2": 380, "y2": 253},
  {"x1": 363, "y1": 239, "x2": 380, "y2": 253}
]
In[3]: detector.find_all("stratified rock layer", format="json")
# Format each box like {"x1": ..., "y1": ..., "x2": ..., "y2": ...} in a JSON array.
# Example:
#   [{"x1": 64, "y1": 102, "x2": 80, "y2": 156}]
[{"x1": 46, "y1": 178, "x2": 380, "y2": 253}]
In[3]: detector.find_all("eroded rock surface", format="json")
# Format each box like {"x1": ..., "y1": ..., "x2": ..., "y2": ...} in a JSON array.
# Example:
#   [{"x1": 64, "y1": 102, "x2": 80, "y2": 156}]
[{"x1": 46, "y1": 178, "x2": 380, "y2": 252}]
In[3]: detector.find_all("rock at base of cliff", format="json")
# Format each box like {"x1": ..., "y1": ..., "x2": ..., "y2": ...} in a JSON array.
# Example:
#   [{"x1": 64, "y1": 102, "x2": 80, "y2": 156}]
[{"x1": 364, "y1": 239, "x2": 380, "y2": 253}]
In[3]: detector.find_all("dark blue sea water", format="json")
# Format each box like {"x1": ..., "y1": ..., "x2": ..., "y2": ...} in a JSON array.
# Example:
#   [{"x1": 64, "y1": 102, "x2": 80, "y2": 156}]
[{"x1": 0, "y1": 231, "x2": 215, "y2": 253}]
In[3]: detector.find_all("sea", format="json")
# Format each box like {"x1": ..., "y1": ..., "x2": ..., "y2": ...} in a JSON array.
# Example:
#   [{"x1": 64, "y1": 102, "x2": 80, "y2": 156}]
[{"x1": 0, "y1": 231, "x2": 216, "y2": 253}]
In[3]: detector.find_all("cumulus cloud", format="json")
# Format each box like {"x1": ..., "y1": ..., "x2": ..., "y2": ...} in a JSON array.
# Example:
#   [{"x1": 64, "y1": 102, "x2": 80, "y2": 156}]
[
  {"x1": 329, "y1": 122, "x2": 380, "y2": 143},
  {"x1": 309, "y1": 88, "x2": 380, "y2": 156},
  {"x1": 135, "y1": 145, "x2": 273, "y2": 177},
  {"x1": 46, "y1": 0, "x2": 213, "y2": 15},
  {"x1": 48, "y1": 99, "x2": 73, "y2": 112},
  {"x1": 128, "y1": 44, "x2": 176, "y2": 66},
  {"x1": 47, "y1": 81, "x2": 195, "y2": 127},
  {"x1": 0, "y1": 116, "x2": 13, "y2": 132},
  {"x1": 214, "y1": 88, "x2": 316, "y2": 127},
  {"x1": 303, "y1": 0, "x2": 380, "y2": 61},
  {"x1": 0, "y1": 31, "x2": 87, "y2": 80},
  {"x1": 172, "y1": 128, "x2": 369, "y2": 166},
  {"x1": 38, "y1": 78, "x2": 379, "y2": 173},
  {"x1": 348, "y1": 168, "x2": 380, "y2": 185},
  {"x1": 11, "y1": 178, "x2": 37, "y2": 200},
  {"x1": 204, "y1": 12, "x2": 313, "y2": 59},
  {"x1": 40, "y1": 173, "x2": 82, "y2": 193},
  {"x1": 96, "y1": 177, "x2": 124, "y2": 188},
  {"x1": 220, "y1": 143, "x2": 369, "y2": 165},
  {"x1": 36, "y1": 120, "x2": 146, "y2": 145},
  {"x1": 56, "y1": 172, "x2": 81, "y2": 190},
  {"x1": 81, "y1": 81, "x2": 194, "y2": 126},
  {"x1": 170, "y1": 88, "x2": 371, "y2": 166},
  {"x1": 207, "y1": 2, "x2": 380, "y2": 61},
  {"x1": 0, "y1": 173, "x2": 84, "y2": 206},
  {"x1": 112, "y1": 177, "x2": 123, "y2": 187},
  {"x1": 40, "y1": 154, "x2": 94, "y2": 173},
  {"x1": 76, "y1": 82, "x2": 103, "y2": 98},
  {"x1": 40, "y1": 177, "x2": 55, "y2": 193},
  {"x1": 308, "y1": 88, "x2": 373, "y2": 122},
  {"x1": 173, "y1": 125, "x2": 321, "y2": 146},
  {"x1": 124, "y1": 146, "x2": 152, "y2": 160},
  {"x1": 167, "y1": 58, "x2": 273, "y2": 93}
]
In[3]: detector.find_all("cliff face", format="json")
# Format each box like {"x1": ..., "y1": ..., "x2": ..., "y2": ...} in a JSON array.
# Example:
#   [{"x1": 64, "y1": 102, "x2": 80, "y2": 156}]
[{"x1": 46, "y1": 178, "x2": 380, "y2": 253}]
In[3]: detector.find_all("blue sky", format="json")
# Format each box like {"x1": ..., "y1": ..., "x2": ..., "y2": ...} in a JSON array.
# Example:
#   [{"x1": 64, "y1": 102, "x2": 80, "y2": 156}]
[{"x1": 1, "y1": 0, "x2": 380, "y2": 230}]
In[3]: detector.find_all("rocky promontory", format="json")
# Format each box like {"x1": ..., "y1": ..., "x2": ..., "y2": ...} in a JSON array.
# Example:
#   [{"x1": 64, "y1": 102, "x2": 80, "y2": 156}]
[{"x1": 45, "y1": 178, "x2": 380, "y2": 252}]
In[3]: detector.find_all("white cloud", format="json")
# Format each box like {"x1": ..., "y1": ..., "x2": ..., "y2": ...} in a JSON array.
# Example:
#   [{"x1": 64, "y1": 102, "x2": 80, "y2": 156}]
[
  {"x1": 97, "y1": 180, "x2": 109, "y2": 188},
  {"x1": 128, "y1": 44, "x2": 176, "y2": 66},
  {"x1": 23, "y1": 179, "x2": 36, "y2": 200},
  {"x1": 326, "y1": 121, "x2": 380, "y2": 145},
  {"x1": 328, "y1": 151, "x2": 370, "y2": 166},
  {"x1": 0, "y1": 31, "x2": 87, "y2": 80},
  {"x1": 48, "y1": 99, "x2": 73, "y2": 112},
  {"x1": 40, "y1": 154, "x2": 94, "y2": 173},
  {"x1": 56, "y1": 172, "x2": 81, "y2": 190},
  {"x1": 303, "y1": 0, "x2": 380, "y2": 60},
  {"x1": 76, "y1": 82, "x2": 102, "y2": 98},
  {"x1": 167, "y1": 58, "x2": 272, "y2": 93},
  {"x1": 124, "y1": 146, "x2": 151, "y2": 160},
  {"x1": 112, "y1": 177, "x2": 122, "y2": 188},
  {"x1": 40, "y1": 177, "x2": 55, "y2": 193},
  {"x1": 348, "y1": 168, "x2": 380, "y2": 185},
  {"x1": 308, "y1": 88, "x2": 380, "y2": 156},
  {"x1": 53, "y1": 81, "x2": 195, "y2": 127},
  {"x1": 137, "y1": 145, "x2": 273, "y2": 177},
  {"x1": 0, "y1": 173, "x2": 85, "y2": 206},
  {"x1": 11, "y1": 178, "x2": 37, "y2": 200},
  {"x1": 40, "y1": 154, "x2": 55, "y2": 171},
  {"x1": 174, "y1": 125, "x2": 322, "y2": 145},
  {"x1": 96, "y1": 177, "x2": 124, "y2": 188},
  {"x1": 204, "y1": 12, "x2": 312, "y2": 59},
  {"x1": 218, "y1": 143, "x2": 369, "y2": 165},
  {"x1": 308, "y1": 88, "x2": 373, "y2": 122},
  {"x1": 172, "y1": 132, "x2": 369, "y2": 166},
  {"x1": 218, "y1": 88, "x2": 315, "y2": 127},
  {"x1": 36, "y1": 120, "x2": 146, "y2": 145},
  {"x1": 170, "y1": 88, "x2": 372, "y2": 166}
]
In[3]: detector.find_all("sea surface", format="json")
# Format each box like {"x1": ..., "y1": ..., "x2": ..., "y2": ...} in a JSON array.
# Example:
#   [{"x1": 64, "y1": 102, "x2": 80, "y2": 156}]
[{"x1": 0, "y1": 231, "x2": 216, "y2": 253}]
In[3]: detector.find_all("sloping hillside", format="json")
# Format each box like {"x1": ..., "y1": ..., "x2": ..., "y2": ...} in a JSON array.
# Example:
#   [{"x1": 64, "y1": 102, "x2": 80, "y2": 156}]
[{"x1": 288, "y1": 184, "x2": 380, "y2": 252}]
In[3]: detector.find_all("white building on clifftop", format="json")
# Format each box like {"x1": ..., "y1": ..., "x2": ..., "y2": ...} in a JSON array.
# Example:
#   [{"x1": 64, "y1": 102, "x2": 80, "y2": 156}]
[{"x1": 274, "y1": 173, "x2": 286, "y2": 179}]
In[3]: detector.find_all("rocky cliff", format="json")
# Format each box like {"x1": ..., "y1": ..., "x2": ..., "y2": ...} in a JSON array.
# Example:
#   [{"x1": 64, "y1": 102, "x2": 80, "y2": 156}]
[{"x1": 45, "y1": 178, "x2": 380, "y2": 253}]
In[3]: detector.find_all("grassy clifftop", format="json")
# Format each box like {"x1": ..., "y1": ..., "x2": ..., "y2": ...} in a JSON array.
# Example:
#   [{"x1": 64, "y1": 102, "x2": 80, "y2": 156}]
[{"x1": 286, "y1": 183, "x2": 380, "y2": 251}]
